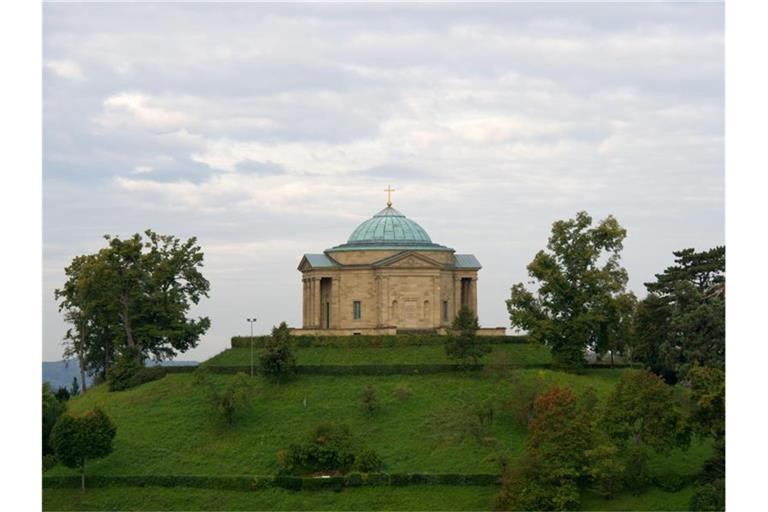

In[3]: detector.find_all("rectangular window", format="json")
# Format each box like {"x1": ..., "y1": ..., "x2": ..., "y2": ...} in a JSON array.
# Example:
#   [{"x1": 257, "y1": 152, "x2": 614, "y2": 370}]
[
  {"x1": 442, "y1": 300, "x2": 449, "y2": 322},
  {"x1": 353, "y1": 301, "x2": 362, "y2": 320}
]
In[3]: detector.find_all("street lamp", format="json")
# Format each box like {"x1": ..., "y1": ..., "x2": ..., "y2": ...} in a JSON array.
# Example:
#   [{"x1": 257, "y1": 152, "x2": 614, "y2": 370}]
[{"x1": 246, "y1": 318, "x2": 257, "y2": 377}]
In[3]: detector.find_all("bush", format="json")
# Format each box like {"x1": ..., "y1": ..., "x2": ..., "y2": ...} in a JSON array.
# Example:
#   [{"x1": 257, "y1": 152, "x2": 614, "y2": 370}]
[
  {"x1": 232, "y1": 333, "x2": 529, "y2": 349},
  {"x1": 194, "y1": 370, "x2": 254, "y2": 426},
  {"x1": 585, "y1": 443, "x2": 626, "y2": 499},
  {"x1": 260, "y1": 322, "x2": 296, "y2": 382},
  {"x1": 393, "y1": 382, "x2": 412, "y2": 401},
  {"x1": 354, "y1": 449, "x2": 384, "y2": 472},
  {"x1": 43, "y1": 383, "x2": 66, "y2": 456},
  {"x1": 361, "y1": 385, "x2": 379, "y2": 414},
  {"x1": 445, "y1": 306, "x2": 491, "y2": 366},
  {"x1": 42, "y1": 453, "x2": 58, "y2": 472},
  {"x1": 107, "y1": 351, "x2": 144, "y2": 391},
  {"x1": 689, "y1": 479, "x2": 725, "y2": 511}
]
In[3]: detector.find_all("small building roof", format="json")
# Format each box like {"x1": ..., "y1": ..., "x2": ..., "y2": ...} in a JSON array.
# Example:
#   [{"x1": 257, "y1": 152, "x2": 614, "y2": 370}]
[
  {"x1": 454, "y1": 254, "x2": 482, "y2": 269},
  {"x1": 300, "y1": 253, "x2": 339, "y2": 269}
]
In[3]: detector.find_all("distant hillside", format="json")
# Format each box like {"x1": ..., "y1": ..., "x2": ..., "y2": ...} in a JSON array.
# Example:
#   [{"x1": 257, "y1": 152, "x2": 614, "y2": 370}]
[{"x1": 42, "y1": 359, "x2": 198, "y2": 390}]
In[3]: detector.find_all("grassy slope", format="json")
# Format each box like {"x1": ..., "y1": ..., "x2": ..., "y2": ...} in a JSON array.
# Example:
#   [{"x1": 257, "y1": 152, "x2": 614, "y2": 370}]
[
  {"x1": 47, "y1": 369, "x2": 629, "y2": 476},
  {"x1": 44, "y1": 344, "x2": 710, "y2": 511},
  {"x1": 203, "y1": 343, "x2": 553, "y2": 366}
]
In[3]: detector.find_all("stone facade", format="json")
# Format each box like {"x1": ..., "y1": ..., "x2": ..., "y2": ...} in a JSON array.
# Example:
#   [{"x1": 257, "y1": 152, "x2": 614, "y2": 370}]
[{"x1": 296, "y1": 204, "x2": 486, "y2": 334}]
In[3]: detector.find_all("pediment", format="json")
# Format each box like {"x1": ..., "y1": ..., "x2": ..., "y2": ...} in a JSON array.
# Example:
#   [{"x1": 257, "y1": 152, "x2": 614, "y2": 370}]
[{"x1": 372, "y1": 251, "x2": 444, "y2": 269}]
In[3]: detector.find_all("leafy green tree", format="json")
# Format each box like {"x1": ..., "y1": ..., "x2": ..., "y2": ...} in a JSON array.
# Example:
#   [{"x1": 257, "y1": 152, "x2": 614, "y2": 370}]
[
  {"x1": 507, "y1": 211, "x2": 631, "y2": 368},
  {"x1": 70, "y1": 377, "x2": 80, "y2": 396},
  {"x1": 55, "y1": 230, "x2": 211, "y2": 377},
  {"x1": 260, "y1": 322, "x2": 297, "y2": 382},
  {"x1": 584, "y1": 442, "x2": 626, "y2": 499},
  {"x1": 601, "y1": 370, "x2": 690, "y2": 493},
  {"x1": 633, "y1": 247, "x2": 725, "y2": 381},
  {"x1": 43, "y1": 383, "x2": 66, "y2": 457},
  {"x1": 50, "y1": 408, "x2": 117, "y2": 491},
  {"x1": 686, "y1": 366, "x2": 725, "y2": 510},
  {"x1": 445, "y1": 306, "x2": 489, "y2": 366}
]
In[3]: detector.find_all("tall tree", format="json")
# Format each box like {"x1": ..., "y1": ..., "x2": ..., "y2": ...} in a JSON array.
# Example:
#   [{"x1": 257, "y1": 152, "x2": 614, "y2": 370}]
[
  {"x1": 507, "y1": 211, "x2": 631, "y2": 368},
  {"x1": 55, "y1": 230, "x2": 211, "y2": 373},
  {"x1": 633, "y1": 247, "x2": 725, "y2": 380}
]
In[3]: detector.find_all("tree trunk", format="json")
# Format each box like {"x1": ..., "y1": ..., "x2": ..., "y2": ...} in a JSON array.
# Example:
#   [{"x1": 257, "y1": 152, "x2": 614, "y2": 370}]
[
  {"x1": 78, "y1": 351, "x2": 87, "y2": 393},
  {"x1": 80, "y1": 461, "x2": 85, "y2": 492}
]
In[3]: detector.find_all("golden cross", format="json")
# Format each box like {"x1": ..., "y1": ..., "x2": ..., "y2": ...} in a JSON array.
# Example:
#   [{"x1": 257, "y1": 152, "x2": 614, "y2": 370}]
[{"x1": 384, "y1": 185, "x2": 395, "y2": 207}]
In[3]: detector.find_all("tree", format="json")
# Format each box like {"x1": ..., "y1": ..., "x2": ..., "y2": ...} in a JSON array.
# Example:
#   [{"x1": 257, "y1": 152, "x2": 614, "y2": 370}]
[
  {"x1": 445, "y1": 306, "x2": 489, "y2": 366},
  {"x1": 601, "y1": 370, "x2": 690, "y2": 492},
  {"x1": 494, "y1": 385, "x2": 593, "y2": 510},
  {"x1": 686, "y1": 366, "x2": 725, "y2": 510},
  {"x1": 54, "y1": 386, "x2": 71, "y2": 402},
  {"x1": 55, "y1": 230, "x2": 211, "y2": 379},
  {"x1": 507, "y1": 211, "x2": 631, "y2": 368},
  {"x1": 43, "y1": 383, "x2": 66, "y2": 457},
  {"x1": 584, "y1": 442, "x2": 626, "y2": 499},
  {"x1": 50, "y1": 408, "x2": 117, "y2": 491},
  {"x1": 70, "y1": 377, "x2": 80, "y2": 396},
  {"x1": 633, "y1": 247, "x2": 725, "y2": 381},
  {"x1": 260, "y1": 322, "x2": 297, "y2": 382},
  {"x1": 645, "y1": 246, "x2": 725, "y2": 296}
]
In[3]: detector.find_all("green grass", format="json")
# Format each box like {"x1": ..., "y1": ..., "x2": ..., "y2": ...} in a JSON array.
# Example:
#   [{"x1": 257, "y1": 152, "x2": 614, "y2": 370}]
[
  {"x1": 203, "y1": 343, "x2": 553, "y2": 367},
  {"x1": 46, "y1": 370, "x2": 631, "y2": 477},
  {"x1": 43, "y1": 484, "x2": 696, "y2": 511},
  {"x1": 581, "y1": 486, "x2": 695, "y2": 511},
  {"x1": 43, "y1": 485, "x2": 498, "y2": 511},
  {"x1": 43, "y1": 344, "x2": 712, "y2": 511}
]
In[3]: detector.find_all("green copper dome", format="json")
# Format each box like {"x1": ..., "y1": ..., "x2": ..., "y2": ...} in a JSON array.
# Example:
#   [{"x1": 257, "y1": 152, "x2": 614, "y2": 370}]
[{"x1": 328, "y1": 206, "x2": 451, "y2": 251}]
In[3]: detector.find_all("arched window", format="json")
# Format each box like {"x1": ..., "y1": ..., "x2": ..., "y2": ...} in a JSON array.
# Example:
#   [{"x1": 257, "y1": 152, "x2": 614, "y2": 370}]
[
  {"x1": 391, "y1": 300, "x2": 398, "y2": 321},
  {"x1": 423, "y1": 300, "x2": 430, "y2": 319}
]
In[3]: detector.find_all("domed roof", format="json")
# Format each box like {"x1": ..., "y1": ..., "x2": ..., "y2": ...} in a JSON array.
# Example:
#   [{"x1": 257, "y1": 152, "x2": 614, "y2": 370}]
[{"x1": 328, "y1": 206, "x2": 452, "y2": 252}]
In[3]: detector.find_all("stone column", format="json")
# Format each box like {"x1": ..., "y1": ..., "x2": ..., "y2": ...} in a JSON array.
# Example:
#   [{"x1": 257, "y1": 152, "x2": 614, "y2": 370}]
[
  {"x1": 453, "y1": 274, "x2": 460, "y2": 320},
  {"x1": 471, "y1": 277, "x2": 478, "y2": 318},
  {"x1": 313, "y1": 277, "x2": 322, "y2": 329},
  {"x1": 302, "y1": 278, "x2": 307, "y2": 327}
]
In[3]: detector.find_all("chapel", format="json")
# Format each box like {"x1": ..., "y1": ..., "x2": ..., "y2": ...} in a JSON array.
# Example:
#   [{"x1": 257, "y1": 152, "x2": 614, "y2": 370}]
[{"x1": 295, "y1": 189, "x2": 502, "y2": 335}]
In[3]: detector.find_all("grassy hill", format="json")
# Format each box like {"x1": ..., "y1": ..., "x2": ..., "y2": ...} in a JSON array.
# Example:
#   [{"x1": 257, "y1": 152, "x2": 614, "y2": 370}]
[{"x1": 43, "y1": 342, "x2": 709, "y2": 511}]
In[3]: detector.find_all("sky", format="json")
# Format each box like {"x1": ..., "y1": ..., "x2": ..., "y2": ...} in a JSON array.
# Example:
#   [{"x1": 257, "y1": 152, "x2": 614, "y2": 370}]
[{"x1": 42, "y1": 2, "x2": 724, "y2": 363}]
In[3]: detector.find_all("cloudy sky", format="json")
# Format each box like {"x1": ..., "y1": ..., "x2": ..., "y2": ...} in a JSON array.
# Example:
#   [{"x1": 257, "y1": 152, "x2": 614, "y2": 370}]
[{"x1": 42, "y1": 2, "x2": 724, "y2": 362}]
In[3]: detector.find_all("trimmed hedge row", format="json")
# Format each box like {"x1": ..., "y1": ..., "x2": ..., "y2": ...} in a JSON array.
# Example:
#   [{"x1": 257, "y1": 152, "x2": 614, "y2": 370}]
[
  {"x1": 43, "y1": 473, "x2": 499, "y2": 491},
  {"x1": 196, "y1": 363, "x2": 635, "y2": 376},
  {"x1": 231, "y1": 334, "x2": 529, "y2": 349}
]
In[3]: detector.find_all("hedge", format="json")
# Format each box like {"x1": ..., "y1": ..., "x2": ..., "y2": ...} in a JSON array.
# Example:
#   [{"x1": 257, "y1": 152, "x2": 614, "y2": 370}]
[
  {"x1": 43, "y1": 473, "x2": 500, "y2": 491},
  {"x1": 197, "y1": 363, "x2": 634, "y2": 376},
  {"x1": 231, "y1": 334, "x2": 529, "y2": 349}
]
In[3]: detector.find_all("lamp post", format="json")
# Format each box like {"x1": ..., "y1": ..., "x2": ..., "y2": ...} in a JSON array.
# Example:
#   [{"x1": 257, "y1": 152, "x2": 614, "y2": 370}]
[{"x1": 246, "y1": 318, "x2": 257, "y2": 377}]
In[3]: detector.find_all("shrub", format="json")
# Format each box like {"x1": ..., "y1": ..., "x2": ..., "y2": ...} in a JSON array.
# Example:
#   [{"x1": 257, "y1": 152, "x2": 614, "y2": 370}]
[
  {"x1": 445, "y1": 306, "x2": 490, "y2": 366},
  {"x1": 260, "y1": 322, "x2": 296, "y2": 382},
  {"x1": 354, "y1": 449, "x2": 384, "y2": 472},
  {"x1": 50, "y1": 408, "x2": 117, "y2": 491},
  {"x1": 195, "y1": 370, "x2": 254, "y2": 426},
  {"x1": 689, "y1": 479, "x2": 725, "y2": 511},
  {"x1": 43, "y1": 383, "x2": 66, "y2": 456},
  {"x1": 107, "y1": 350, "x2": 144, "y2": 391},
  {"x1": 393, "y1": 382, "x2": 412, "y2": 401},
  {"x1": 42, "y1": 454, "x2": 58, "y2": 472},
  {"x1": 361, "y1": 385, "x2": 379, "y2": 414},
  {"x1": 232, "y1": 333, "x2": 529, "y2": 349}
]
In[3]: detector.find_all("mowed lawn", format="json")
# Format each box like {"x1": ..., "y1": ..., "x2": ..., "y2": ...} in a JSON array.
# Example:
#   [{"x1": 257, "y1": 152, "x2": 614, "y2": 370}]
[
  {"x1": 43, "y1": 485, "x2": 695, "y2": 511},
  {"x1": 203, "y1": 343, "x2": 553, "y2": 367}
]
